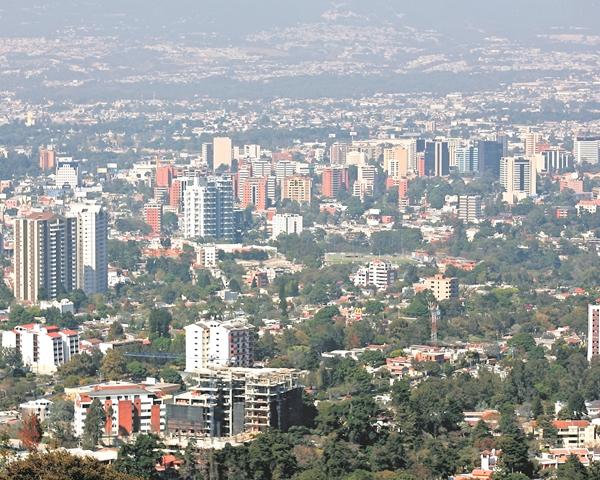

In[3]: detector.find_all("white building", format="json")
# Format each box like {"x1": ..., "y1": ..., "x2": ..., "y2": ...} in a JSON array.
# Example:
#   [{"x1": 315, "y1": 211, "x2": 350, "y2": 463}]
[
  {"x1": 353, "y1": 260, "x2": 396, "y2": 290},
  {"x1": 40, "y1": 298, "x2": 75, "y2": 314},
  {"x1": 2, "y1": 323, "x2": 79, "y2": 373},
  {"x1": 69, "y1": 203, "x2": 108, "y2": 294},
  {"x1": 271, "y1": 214, "x2": 303, "y2": 239},
  {"x1": 244, "y1": 144, "x2": 261, "y2": 159},
  {"x1": 196, "y1": 244, "x2": 218, "y2": 268},
  {"x1": 500, "y1": 156, "x2": 537, "y2": 203},
  {"x1": 458, "y1": 195, "x2": 483, "y2": 222},
  {"x1": 183, "y1": 176, "x2": 234, "y2": 240},
  {"x1": 20, "y1": 399, "x2": 53, "y2": 421},
  {"x1": 74, "y1": 383, "x2": 166, "y2": 438},
  {"x1": 574, "y1": 136, "x2": 600, "y2": 165},
  {"x1": 56, "y1": 158, "x2": 81, "y2": 189},
  {"x1": 275, "y1": 160, "x2": 297, "y2": 181},
  {"x1": 588, "y1": 304, "x2": 600, "y2": 362},
  {"x1": 184, "y1": 319, "x2": 254, "y2": 372},
  {"x1": 213, "y1": 137, "x2": 232, "y2": 170}
]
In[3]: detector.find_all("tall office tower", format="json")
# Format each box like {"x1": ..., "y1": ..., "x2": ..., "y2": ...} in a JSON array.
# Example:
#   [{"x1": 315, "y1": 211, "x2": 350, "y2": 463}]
[
  {"x1": 55, "y1": 158, "x2": 81, "y2": 189},
  {"x1": 477, "y1": 140, "x2": 504, "y2": 178},
  {"x1": 202, "y1": 142, "x2": 214, "y2": 169},
  {"x1": 496, "y1": 132, "x2": 509, "y2": 157},
  {"x1": 383, "y1": 146, "x2": 409, "y2": 177},
  {"x1": 184, "y1": 319, "x2": 254, "y2": 372},
  {"x1": 241, "y1": 178, "x2": 268, "y2": 211},
  {"x1": 455, "y1": 146, "x2": 479, "y2": 173},
  {"x1": 272, "y1": 214, "x2": 303, "y2": 239},
  {"x1": 14, "y1": 212, "x2": 77, "y2": 302},
  {"x1": 281, "y1": 175, "x2": 312, "y2": 204},
  {"x1": 541, "y1": 148, "x2": 573, "y2": 171},
  {"x1": 170, "y1": 178, "x2": 185, "y2": 208},
  {"x1": 244, "y1": 144, "x2": 261, "y2": 159},
  {"x1": 266, "y1": 175, "x2": 277, "y2": 204},
  {"x1": 329, "y1": 142, "x2": 348, "y2": 165},
  {"x1": 69, "y1": 204, "x2": 108, "y2": 295},
  {"x1": 156, "y1": 164, "x2": 174, "y2": 188},
  {"x1": 213, "y1": 137, "x2": 233, "y2": 171},
  {"x1": 252, "y1": 160, "x2": 272, "y2": 177},
  {"x1": 458, "y1": 195, "x2": 483, "y2": 222},
  {"x1": 398, "y1": 178, "x2": 409, "y2": 210},
  {"x1": 424, "y1": 141, "x2": 449, "y2": 177},
  {"x1": 322, "y1": 166, "x2": 349, "y2": 199},
  {"x1": 144, "y1": 202, "x2": 163, "y2": 234},
  {"x1": 39, "y1": 149, "x2": 55, "y2": 170},
  {"x1": 183, "y1": 176, "x2": 234, "y2": 240},
  {"x1": 588, "y1": 305, "x2": 600, "y2": 361},
  {"x1": 275, "y1": 160, "x2": 296, "y2": 181},
  {"x1": 500, "y1": 157, "x2": 537, "y2": 203},
  {"x1": 574, "y1": 136, "x2": 600, "y2": 164},
  {"x1": 524, "y1": 131, "x2": 542, "y2": 157}
]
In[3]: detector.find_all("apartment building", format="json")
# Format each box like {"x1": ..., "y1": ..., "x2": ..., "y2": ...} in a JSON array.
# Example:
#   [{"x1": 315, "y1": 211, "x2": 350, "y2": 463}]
[
  {"x1": 183, "y1": 176, "x2": 234, "y2": 240},
  {"x1": 353, "y1": 260, "x2": 396, "y2": 290},
  {"x1": 144, "y1": 202, "x2": 163, "y2": 234},
  {"x1": 271, "y1": 214, "x2": 303, "y2": 239},
  {"x1": 281, "y1": 175, "x2": 312, "y2": 204},
  {"x1": 425, "y1": 273, "x2": 459, "y2": 301}
]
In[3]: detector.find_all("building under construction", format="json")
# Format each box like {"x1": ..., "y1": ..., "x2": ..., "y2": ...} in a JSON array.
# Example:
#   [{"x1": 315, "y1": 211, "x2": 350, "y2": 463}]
[{"x1": 166, "y1": 367, "x2": 303, "y2": 439}]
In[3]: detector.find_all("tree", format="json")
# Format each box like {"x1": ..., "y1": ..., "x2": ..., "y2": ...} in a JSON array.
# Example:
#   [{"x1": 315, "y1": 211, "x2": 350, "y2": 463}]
[
  {"x1": 18, "y1": 414, "x2": 42, "y2": 452},
  {"x1": 568, "y1": 391, "x2": 588, "y2": 420},
  {"x1": 148, "y1": 308, "x2": 172, "y2": 338},
  {"x1": 82, "y1": 398, "x2": 106, "y2": 450},
  {"x1": 358, "y1": 350, "x2": 386, "y2": 368},
  {"x1": 58, "y1": 353, "x2": 99, "y2": 380},
  {"x1": 107, "y1": 321, "x2": 125, "y2": 341},
  {"x1": 0, "y1": 450, "x2": 139, "y2": 480},
  {"x1": 557, "y1": 454, "x2": 589, "y2": 480},
  {"x1": 101, "y1": 349, "x2": 127, "y2": 381},
  {"x1": 127, "y1": 361, "x2": 149, "y2": 380},
  {"x1": 160, "y1": 367, "x2": 185, "y2": 390},
  {"x1": 45, "y1": 400, "x2": 77, "y2": 448},
  {"x1": 114, "y1": 433, "x2": 164, "y2": 480},
  {"x1": 178, "y1": 438, "x2": 204, "y2": 480}
]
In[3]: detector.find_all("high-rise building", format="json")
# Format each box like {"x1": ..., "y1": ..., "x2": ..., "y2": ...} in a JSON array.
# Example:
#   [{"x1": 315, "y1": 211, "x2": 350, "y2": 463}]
[
  {"x1": 458, "y1": 195, "x2": 483, "y2": 222},
  {"x1": 329, "y1": 142, "x2": 348, "y2": 165},
  {"x1": 588, "y1": 305, "x2": 600, "y2": 361},
  {"x1": 271, "y1": 214, "x2": 303, "y2": 239},
  {"x1": 56, "y1": 158, "x2": 81, "y2": 189},
  {"x1": 184, "y1": 319, "x2": 254, "y2": 372},
  {"x1": 183, "y1": 176, "x2": 234, "y2": 240},
  {"x1": 477, "y1": 140, "x2": 504, "y2": 178},
  {"x1": 425, "y1": 274, "x2": 459, "y2": 301},
  {"x1": 500, "y1": 156, "x2": 537, "y2": 203},
  {"x1": 244, "y1": 144, "x2": 261, "y2": 159},
  {"x1": 353, "y1": 260, "x2": 396, "y2": 290},
  {"x1": 156, "y1": 164, "x2": 174, "y2": 188},
  {"x1": 237, "y1": 164, "x2": 252, "y2": 195},
  {"x1": 455, "y1": 146, "x2": 479, "y2": 173},
  {"x1": 144, "y1": 202, "x2": 163, "y2": 234},
  {"x1": 496, "y1": 133, "x2": 509, "y2": 157},
  {"x1": 14, "y1": 212, "x2": 77, "y2": 302},
  {"x1": 213, "y1": 137, "x2": 233, "y2": 171},
  {"x1": 281, "y1": 175, "x2": 312, "y2": 204},
  {"x1": 322, "y1": 166, "x2": 349, "y2": 198},
  {"x1": 524, "y1": 131, "x2": 543, "y2": 157},
  {"x1": 252, "y1": 160, "x2": 272, "y2": 177},
  {"x1": 424, "y1": 141, "x2": 449, "y2": 177},
  {"x1": 398, "y1": 178, "x2": 409, "y2": 203},
  {"x1": 574, "y1": 136, "x2": 600, "y2": 164},
  {"x1": 383, "y1": 146, "x2": 409, "y2": 175},
  {"x1": 541, "y1": 148, "x2": 573, "y2": 171},
  {"x1": 69, "y1": 204, "x2": 108, "y2": 295},
  {"x1": 275, "y1": 160, "x2": 297, "y2": 181},
  {"x1": 241, "y1": 177, "x2": 268, "y2": 211},
  {"x1": 39, "y1": 149, "x2": 55, "y2": 170},
  {"x1": 170, "y1": 178, "x2": 185, "y2": 208},
  {"x1": 202, "y1": 142, "x2": 214, "y2": 169}
]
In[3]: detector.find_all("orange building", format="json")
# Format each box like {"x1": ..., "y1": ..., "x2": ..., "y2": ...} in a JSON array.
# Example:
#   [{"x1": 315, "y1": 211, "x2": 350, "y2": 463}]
[
  {"x1": 241, "y1": 177, "x2": 268, "y2": 211},
  {"x1": 322, "y1": 166, "x2": 348, "y2": 198},
  {"x1": 39, "y1": 149, "x2": 55, "y2": 170},
  {"x1": 156, "y1": 164, "x2": 174, "y2": 187},
  {"x1": 170, "y1": 179, "x2": 183, "y2": 207},
  {"x1": 144, "y1": 202, "x2": 163, "y2": 234}
]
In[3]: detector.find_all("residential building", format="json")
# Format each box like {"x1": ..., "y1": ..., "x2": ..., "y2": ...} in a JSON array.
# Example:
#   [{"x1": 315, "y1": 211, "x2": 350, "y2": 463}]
[
  {"x1": 156, "y1": 164, "x2": 174, "y2": 188},
  {"x1": 500, "y1": 156, "x2": 537, "y2": 203},
  {"x1": 352, "y1": 180, "x2": 375, "y2": 199},
  {"x1": 39, "y1": 149, "x2": 55, "y2": 170},
  {"x1": 166, "y1": 368, "x2": 302, "y2": 438},
  {"x1": 144, "y1": 202, "x2": 163, "y2": 234},
  {"x1": 383, "y1": 147, "x2": 409, "y2": 176},
  {"x1": 202, "y1": 142, "x2": 214, "y2": 169},
  {"x1": 69, "y1": 203, "x2": 108, "y2": 295},
  {"x1": 14, "y1": 212, "x2": 77, "y2": 302},
  {"x1": 281, "y1": 175, "x2": 312, "y2": 204},
  {"x1": 2, "y1": 323, "x2": 79, "y2": 373},
  {"x1": 20, "y1": 399, "x2": 53, "y2": 421},
  {"x1": 275, "y1": 160, "x2": 296, "y2": 181},
  {"x1": 74, "y1": 383, "x2": 166, "y2": 438},
  {"x1": 196, "y1": 244, "x2": 217, "y2": 268},
  {"x1": 183, "y1": 176, "x2": 234, "y2": 240},
  {"x1": 244, "y1": 144, "x2": 261, "y2": 159},
  {"x1": 330, "y1": 142, "x2": 348, "y2": 165},
  {"x1": 272, "y1": 214, "x2": 303, "y2": 239},
  {"x1": 56, "y1": 158, "x2": 81, "y2": 189},
  {"x1": 241, "y1": 177, "x2": 268, "y2": 211},
  {"x1": 424, "y1": 141, "x2": 449, "y2": 177},
  {"x1": 184, "y1": 319, "x2": 255, "y2": 372},
  {"x1": 588, "y1": 304, "x2": 600, "y2": 362},
  {"x1": 213, "y1": 137, "x2": 232, "y2": 170},
  {"x1": 458, "y1": 195, "x2": 483, "y2": 222},
  {"x1": 322, "y1": 166, "x2": 349, "y2": 198},
  {"x1": 398, "y1": 178, "x2": 409, "y2": 210},
  {"x1": 353, "y1": 260, "x2": 396, "y2": 290},
  {"x1": 524, "y1": 131, "x2": 543, "y2": 157},
  {"x1": 574, "y1": 136, "x2": 600, "y2": 165},
  {"x1": 425, "y1": 274, "x2": 459, "y2": 301}
]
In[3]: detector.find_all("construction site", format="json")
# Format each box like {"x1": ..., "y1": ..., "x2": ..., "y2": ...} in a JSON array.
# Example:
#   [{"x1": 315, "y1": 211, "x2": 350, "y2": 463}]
[{"x1": 166, "y1": 367, "x2": 303, "y2": 440}]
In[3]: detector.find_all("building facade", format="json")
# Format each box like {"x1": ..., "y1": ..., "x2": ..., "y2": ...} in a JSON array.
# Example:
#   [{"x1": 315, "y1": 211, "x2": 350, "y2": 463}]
[
  {"x1": 55, "y1": 158, "x2": 81, "y2": 189},
  {"x1": 322, "y1": 166, "x2": 349, "y2": 199},
  {"x1": 183, "y1": 176, "x2": 234, "y2": 240},
  {"x1": 271, "y1": 214, "x2": 303, "y2": 239},
  {"x1": 458, "y1": 195, "x2": 483, "y2": 222},
  {"x1": 500, "y1": 156, "x2": 537, "y2": 203},
  {"x1": 425, "y1": 274, "x2": 459, "y2": 301},
  {"x1": 588, "y1": 304, "x2": 600, "y2": 361},
  {"x1": 213, "y1": 137, "x2": 232, "y2": 171},
  {"x1": 39, "y1": 149, "x2": 55, "y2": 170},
  {"x1": 281, "y1": 175, "x2": 312, "y2": 204}
]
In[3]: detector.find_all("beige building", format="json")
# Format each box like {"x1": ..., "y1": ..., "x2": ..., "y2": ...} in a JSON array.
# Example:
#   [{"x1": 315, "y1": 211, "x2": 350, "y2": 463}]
[
  {"x1": 281, "y1": 175, "x2": 312, "y2": 204},
  {"x1": 383, "y1": 146, "x2": 409, "y2": 177},
  {"x1": 213, "y1": 137, "x2": 233, "y2": 171},
  {"x1": 425, "y1": 273, "x2": 459, "y2": 301}
]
